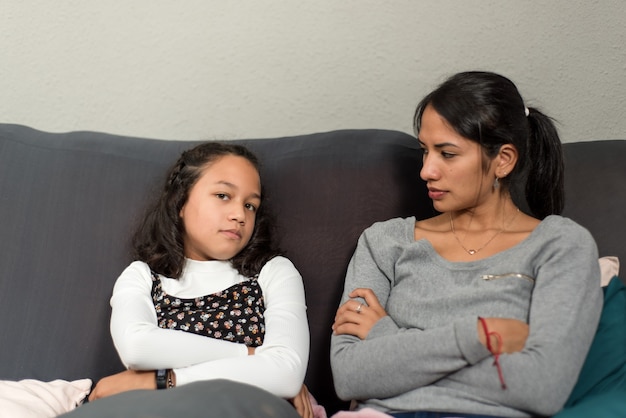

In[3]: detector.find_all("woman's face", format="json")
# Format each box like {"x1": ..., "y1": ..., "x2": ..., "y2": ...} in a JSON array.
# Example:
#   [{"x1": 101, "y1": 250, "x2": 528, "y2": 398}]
[
  {"x1": 179, "y1": 155, "x2": 261, "y2": 261},
  {"x1": 418, "y1": 105, "x2": 496, "y2": 213}
]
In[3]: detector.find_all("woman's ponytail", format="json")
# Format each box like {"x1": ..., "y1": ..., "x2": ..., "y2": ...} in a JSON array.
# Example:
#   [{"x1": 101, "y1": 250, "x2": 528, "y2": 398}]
[{"x1": 524, "y1": 107, "x2": 565, "y2": 219}]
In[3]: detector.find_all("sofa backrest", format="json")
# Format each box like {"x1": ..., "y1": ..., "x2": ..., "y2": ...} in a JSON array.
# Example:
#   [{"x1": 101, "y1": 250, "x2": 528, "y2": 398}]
[
  {"x1": 0, "y1": 124, "x2": 624, "y2": 414},
  {"x1": 561, "y1": 140, "x2": 626, "y2": 265}
]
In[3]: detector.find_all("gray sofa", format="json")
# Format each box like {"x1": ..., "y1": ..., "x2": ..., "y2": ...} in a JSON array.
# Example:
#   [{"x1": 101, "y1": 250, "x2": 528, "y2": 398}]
[{"x1": 0, "y1": 123, "x2": 624, "y2": 415}]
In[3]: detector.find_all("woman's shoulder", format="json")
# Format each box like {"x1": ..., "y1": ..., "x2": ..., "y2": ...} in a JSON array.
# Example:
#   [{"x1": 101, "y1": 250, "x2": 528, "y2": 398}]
[
  {"x1": 538, "y1": 215, "x2": 596, "y2": 242},
  {"x1": 526, "y1": 215, "x2": 599, "y2": 257},
  {"x1": 362, "y1": 216, "x2": 416, "y2": 239}
]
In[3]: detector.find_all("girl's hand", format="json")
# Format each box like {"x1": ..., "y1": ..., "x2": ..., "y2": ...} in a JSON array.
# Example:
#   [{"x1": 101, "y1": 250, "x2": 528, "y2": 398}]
[
  {"x1": 332, "y1": 288, "x2": 388, "y2": 340},
  {"x1": 478, "y1": 317, "x2": 529, "y2": 354},
  {"x1": 289, "y1": 384, "x2": 313, "y2": 418},
  {"x1": 88, "y1": 369, "x2": 156, "y2": 401}
]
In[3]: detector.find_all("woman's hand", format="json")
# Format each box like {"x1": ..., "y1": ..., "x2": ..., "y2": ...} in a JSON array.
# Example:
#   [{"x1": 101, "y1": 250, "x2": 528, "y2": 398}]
[
  {"x1": 88, "y1": 369, "x2": 156, "y2": 401},
  {"x1": 332, "y1": 288, "x2": 388, "y2": 340},
  {"x1": 478, "y1": 317, "x2": 529, "y2": 354},
  {"x1": 289, "y1": 384, "x2": 313, "y2": 418}
]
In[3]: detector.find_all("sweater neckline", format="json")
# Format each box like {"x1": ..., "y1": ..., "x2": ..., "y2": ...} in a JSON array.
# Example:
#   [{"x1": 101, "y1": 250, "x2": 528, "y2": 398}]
[{"x1": 409, "y1": 215, "x2": 560, "y2": 267}]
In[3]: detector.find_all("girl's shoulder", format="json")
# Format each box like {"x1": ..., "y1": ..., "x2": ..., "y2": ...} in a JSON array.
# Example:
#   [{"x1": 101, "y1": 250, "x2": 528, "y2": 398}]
[
  {"x1": 256, "y1": 256, "x2": 305, "y2": 299},
  {"x1": 261, "y1": 255, "x2": 298, "y2": 271},
  {"x1": 112, "y1": 261, "x2": 154, "y2": 293},
  {"x1": 257, "y1": 256, "x2": 302, "y2": 282}
]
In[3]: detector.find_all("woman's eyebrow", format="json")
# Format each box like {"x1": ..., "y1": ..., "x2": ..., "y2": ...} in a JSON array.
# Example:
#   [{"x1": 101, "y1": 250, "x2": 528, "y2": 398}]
[{"x1": 418, "y1": 139, "x2": 461, "y2": 149}]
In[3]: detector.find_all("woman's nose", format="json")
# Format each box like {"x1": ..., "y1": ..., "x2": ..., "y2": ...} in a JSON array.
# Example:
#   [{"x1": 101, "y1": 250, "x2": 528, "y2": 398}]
[{"x1": 420, "y1": 153, "x2": 438, "y2": 181}]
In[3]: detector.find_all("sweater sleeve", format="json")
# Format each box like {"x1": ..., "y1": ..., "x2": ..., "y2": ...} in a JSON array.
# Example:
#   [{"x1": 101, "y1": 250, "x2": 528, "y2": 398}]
[
  {"x1": 330, "y1": 220, "x2": 491, "y2": 400},
  {"x1": 173, "y1": 257, "x2": 309, "y2": 398},
  {"x1": 111, "y1": 261, "x2": 249, "y2": 369},
  {"x1": 450, "y1": 219, "x2": 603, "y2": 416}
]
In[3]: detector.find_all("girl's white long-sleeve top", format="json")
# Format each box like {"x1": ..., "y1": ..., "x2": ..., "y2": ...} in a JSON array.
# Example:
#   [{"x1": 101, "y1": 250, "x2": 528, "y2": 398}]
[{"x1": 110, "y1": 256, "x2": 309, "y2": 398}]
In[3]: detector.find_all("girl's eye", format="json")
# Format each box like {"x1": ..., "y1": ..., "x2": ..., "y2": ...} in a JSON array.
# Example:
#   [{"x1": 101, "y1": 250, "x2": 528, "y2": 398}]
[
  {"x1": 245, "y1": 203, "x2": 257, "y2": 212},
  {"x1": 216, "y1": 193, "x2": 229, "y2": 200}
]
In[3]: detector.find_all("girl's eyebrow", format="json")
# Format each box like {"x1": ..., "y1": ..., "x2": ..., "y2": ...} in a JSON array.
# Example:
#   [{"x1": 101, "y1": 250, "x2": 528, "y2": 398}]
[{"x1": 215, "y1": 180, "x2": 261, "y2": 200}]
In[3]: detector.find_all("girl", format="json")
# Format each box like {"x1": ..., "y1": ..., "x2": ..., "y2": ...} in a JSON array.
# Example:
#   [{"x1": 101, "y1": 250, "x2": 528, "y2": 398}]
[
  {"x1": 330, "y1": 71, "x2": 603, "y2": 418},
  {"x1": 88, "y1": 142, "x2": 311, "y2": 417}
]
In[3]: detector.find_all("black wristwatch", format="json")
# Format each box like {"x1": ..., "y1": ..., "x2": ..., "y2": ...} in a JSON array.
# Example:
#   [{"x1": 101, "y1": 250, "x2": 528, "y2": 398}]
[{"x1": 156, "y1": 369, "x2": 168, "y2": 389}]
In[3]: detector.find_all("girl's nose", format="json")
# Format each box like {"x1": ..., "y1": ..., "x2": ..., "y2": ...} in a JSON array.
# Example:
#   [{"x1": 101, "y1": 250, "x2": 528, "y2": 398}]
[{"x1": 229, "y1": 206, "x2": 246, "y2": 225}]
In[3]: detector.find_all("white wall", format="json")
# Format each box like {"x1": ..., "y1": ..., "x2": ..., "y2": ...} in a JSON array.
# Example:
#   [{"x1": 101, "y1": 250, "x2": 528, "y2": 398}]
[{"x1": 1, "y1": 1, "x2": 625, "y2": 142}]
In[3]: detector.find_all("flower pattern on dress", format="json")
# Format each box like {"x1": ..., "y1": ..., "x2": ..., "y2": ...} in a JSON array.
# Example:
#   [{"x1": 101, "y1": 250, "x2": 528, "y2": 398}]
[{"x1": 150, "y1": 271, "x2": 265, "y2": 347}]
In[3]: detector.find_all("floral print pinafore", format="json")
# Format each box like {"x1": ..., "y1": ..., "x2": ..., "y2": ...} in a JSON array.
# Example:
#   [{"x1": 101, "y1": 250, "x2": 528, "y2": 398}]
[{"x1": 150, "y1": 271, "x2": 265, "y2": 347}]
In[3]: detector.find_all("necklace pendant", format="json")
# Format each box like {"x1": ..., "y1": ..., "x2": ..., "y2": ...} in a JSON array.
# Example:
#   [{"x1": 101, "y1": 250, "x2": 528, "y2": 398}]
[{"x1": 468, "y1": 249, "x2": 477, "y2": 255}]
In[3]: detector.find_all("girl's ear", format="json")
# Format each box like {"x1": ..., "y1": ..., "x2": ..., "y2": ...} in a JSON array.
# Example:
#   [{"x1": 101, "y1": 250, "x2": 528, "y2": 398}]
[{"x1": 496, "y1": 144, "x2": 518, "y2": 178}]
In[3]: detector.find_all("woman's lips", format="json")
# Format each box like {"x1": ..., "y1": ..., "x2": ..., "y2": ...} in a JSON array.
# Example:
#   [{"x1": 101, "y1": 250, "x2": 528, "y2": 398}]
[{"x1": 428, "y1": 188, "x2": 446, "y2": 200}]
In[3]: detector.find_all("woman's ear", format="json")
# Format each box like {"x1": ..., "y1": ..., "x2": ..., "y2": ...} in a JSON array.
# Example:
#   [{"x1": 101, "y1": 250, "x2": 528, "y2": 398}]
[{"x1": 496, "y1": 144, "x2": 518, "y2": 178}]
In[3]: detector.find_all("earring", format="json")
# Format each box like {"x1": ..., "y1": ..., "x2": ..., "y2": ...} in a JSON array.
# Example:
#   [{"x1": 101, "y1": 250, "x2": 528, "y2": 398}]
[{"x1": 493, "y1": 177, "x2": 500, "y2": 190}]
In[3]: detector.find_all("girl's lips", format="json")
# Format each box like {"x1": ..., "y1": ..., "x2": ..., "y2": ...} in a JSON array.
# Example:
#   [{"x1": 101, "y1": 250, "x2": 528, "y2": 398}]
[
  {"x1": 428, "y1": 188, "x2": 446, "y2": 200},
  {"x1": 221, "y1": 229, "x2": 242, "y2": 239}
]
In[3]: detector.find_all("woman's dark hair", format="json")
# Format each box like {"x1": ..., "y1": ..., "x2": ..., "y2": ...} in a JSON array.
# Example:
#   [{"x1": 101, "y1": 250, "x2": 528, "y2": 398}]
[
  {"x1": 413, "y1": 71, "x2": 564, "y2": 219},
  {"x1": 132, "y1": 142, "x2": 281, "y2": 279}
]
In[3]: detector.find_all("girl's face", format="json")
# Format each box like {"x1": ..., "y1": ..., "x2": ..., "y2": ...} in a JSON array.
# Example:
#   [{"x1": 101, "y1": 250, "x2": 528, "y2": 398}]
[
  {"x1": 418, "y1": 105, "x2": 496, "y2": 213},
  {"x1": 179, "y1": 155, "x2": 261, "y2": 261}
]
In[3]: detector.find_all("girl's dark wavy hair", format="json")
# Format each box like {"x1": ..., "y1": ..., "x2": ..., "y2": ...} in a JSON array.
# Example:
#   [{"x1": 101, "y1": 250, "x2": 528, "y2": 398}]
[
  {"x1": 131, "y1": 142, "x2": 281, "y2": 279},
  {"x1": 413, "y1": 71, "x2": 564, "y2": 219}
]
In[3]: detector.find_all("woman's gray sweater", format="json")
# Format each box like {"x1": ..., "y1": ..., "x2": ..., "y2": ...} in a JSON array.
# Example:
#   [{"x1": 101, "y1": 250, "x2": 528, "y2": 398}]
[{"x1": 330, "y1": 215, "x2": 603, "y2": 417}]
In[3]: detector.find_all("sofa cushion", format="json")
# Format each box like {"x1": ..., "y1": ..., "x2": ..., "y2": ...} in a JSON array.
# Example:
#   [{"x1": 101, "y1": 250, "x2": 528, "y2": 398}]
[
  {"x1": 59, "y1": 379, "x2": 299, "y2": 418},
  {"x1": 0, "y1": 378, "x2": 91, "y2": 418},
  {"x1": 557, "y1": 275, "x2": 626, "y2": 415},
  {"x1": 599, "y1": 256, "x2": 620, "y2": 287}
]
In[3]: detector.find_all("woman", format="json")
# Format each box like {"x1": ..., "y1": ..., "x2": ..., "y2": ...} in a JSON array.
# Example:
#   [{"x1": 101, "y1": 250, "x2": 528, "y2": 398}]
[{"x1": 330, "y1": 71, "x2": 602, "y2": 418}]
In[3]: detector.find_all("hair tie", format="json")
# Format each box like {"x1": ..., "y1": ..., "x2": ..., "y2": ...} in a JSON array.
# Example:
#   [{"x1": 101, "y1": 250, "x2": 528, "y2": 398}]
[
  {"x1": 524, "y1": 106, "x2": 530, "y2": 117},
  {"x1": 479, "y1": 317, "x2": 507, "y2": 389}
]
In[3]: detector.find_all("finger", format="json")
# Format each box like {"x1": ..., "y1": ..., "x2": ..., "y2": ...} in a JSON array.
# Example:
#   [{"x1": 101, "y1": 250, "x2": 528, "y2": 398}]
[
  {"x1": 293, "y1": 396, "x2": 304, "y2": 417},
  {"x1": 300, "y1": 387, "x2": 313, "y2": 418},
  {"x1": 303, "y1": 399, "x2": 313, "y2": 418},
  {"x1": 292, "y1": 391, "x2": 311, "y2": 418},
  {"x1": 333, "y1": 310, "x2": 365, "y2": 328},
  {"x1": 348, "y1": 288, "x2": 382, "y2": 310},
  {"x1": 334, "y1": 300, "x2": 365, "y2": 320},
  {"x1": 333, "y1": 322, "x2": 367, "y2": 339}
]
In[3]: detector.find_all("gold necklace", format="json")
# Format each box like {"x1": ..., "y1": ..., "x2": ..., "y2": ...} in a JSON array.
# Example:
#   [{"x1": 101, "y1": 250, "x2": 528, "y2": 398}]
[{"x1": 449, "y1": 208, "x2": 520, "y2": 255}]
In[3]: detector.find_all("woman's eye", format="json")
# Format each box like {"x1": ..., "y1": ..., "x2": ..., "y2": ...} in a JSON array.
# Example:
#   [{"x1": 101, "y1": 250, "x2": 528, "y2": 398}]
[
  {"x1": 441, "y1": 151, "x2": 455, "y2": 159},
  {"x1": 216, "y1": 193, "x2": 229, "y2": 200}
]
